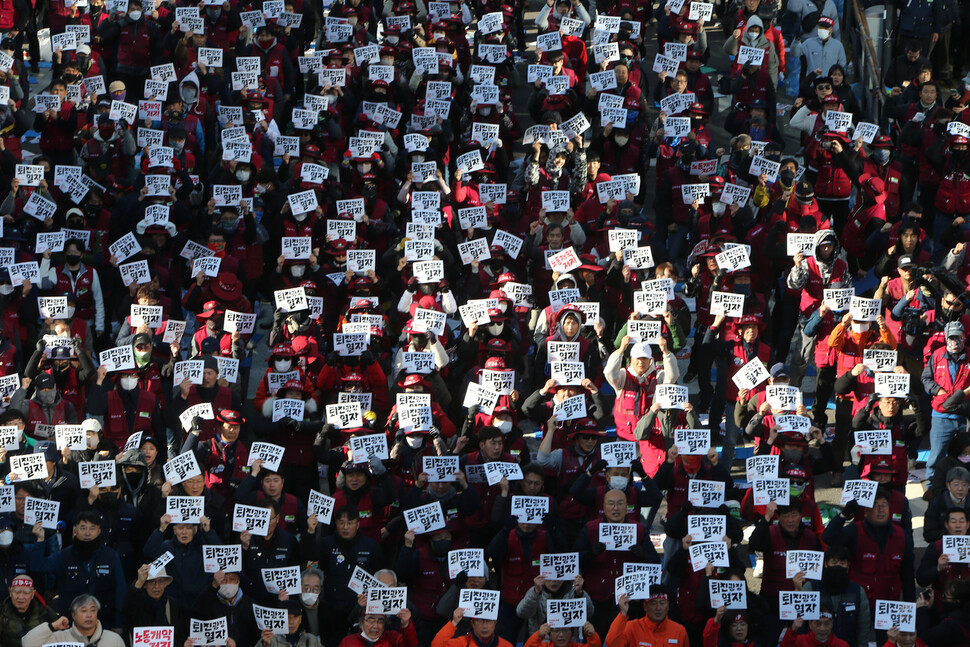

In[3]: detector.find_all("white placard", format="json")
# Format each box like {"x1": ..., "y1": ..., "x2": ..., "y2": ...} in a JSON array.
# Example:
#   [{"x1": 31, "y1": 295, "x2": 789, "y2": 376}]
[{"x1": 839, "y1": 479, "x2": 879, "y2": 508}]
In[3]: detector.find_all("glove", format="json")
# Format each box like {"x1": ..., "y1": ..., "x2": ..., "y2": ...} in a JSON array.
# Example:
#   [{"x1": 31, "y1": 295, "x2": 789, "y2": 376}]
[
  {"x1": 360, "y1": 351, "x2": 374, "y2": 367},
  {"x1": 273, "y1": 309, "x2": 287, "y2": 324},
  {"x1": 369, "y1": 455, "x2": 387, "y2": 477},
  {"x1": 389, "y1": 412, "x2": 400, "y2": 426},
  {"x1": 588, "y1": 459, "x2": 607, "y2": 475},
  {"x1": 455, "y1": 571, "x2": 469, "y2": 588},
  {"x1": 631, "y1": 459, "x2": 647, "y2": 479},
  {"x1": 681, "y1": 500, "x2": 694, "y2": 515},
  {"x1": 629, "y1": 545, "x2": 645, "y2": 560},
  {"x1": 326, "y1": 352, "x2": 339, "y2": 367},
  {"x1": 841, "y1": 499, "x2": 860, "y2": 519},
  {"x1": 35, "y1": 339, "x2": 46, "y2": 352},
  {"x1": 591, "y1": 541, "x2": 606, "y2": 557},
  {"x1": 439, "y1": 279, "x2": 450, "y2": 292},
  {"x1": 279, "y1": 416, "x2": 299, "y2": 433},
  {"x1": 407, "y1": 277, "x2": 418, "y2": 292},
  {"x1": 191, "y1": 416, "x2": 204, "y2": 433},
  {"x1": 466, "y1": 404, "x2": 480, "y2": 420}
]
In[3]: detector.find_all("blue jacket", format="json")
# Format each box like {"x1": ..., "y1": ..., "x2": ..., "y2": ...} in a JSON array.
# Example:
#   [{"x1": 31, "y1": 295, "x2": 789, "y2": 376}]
[{"x1": 26, "y1": 542, "x2": 126, "y2": 627}]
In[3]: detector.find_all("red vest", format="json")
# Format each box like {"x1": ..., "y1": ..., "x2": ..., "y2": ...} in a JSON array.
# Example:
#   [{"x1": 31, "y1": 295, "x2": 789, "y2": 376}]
[
  {"x1": 935, "y1": 169, "x2": 970, "y2": 215},
  {"x1": 203, "y1": 437, "x2": 249, "y2": 504},
  {"x1": 54, "y1": 265, "x2": 96, "y2": 322},
  {"x1": 0, "y1": 345, "x2": 16, "y2": 377},
  {"x1": 807, "y1": 141, "x2": 852, "y2": 199},
  {"x1": 582, "y1": 519, "x2": 646, "y2": 601},
  {"x1": 612, "y1": 370, "x2": 657, "y2": 440},
  {"x1": 799, "y1": 255, "x2": 848, "y2": 317},
  {"x1": 465, "y1": 451, "x2": 517, "y2": 529},
  {"x1": 761, "y1": 524, "x2": 818, "y2": 599},
  {"x1": 557, "y1": 446, "x2": 600, "y2": 520},
  {"x1": 411, "y1": 546, "x2": 449, "y2": 621},
  {"x1": 500, "y1": 528, "x2": 547, "y2": 604},
  {"x1": 26, "y1": 399, "x2": 67, "y2": 439},
  {"x1": 850, "y1": 521, "x2": 906, "y2": 607},
  {"x1": 48, "y1": 367, "x2": 83, "y2": 419},
  {"x1": 333, "y1": 487, "x2": 385, "y2": 542},
  {"x1": 0, "y1": 0, "x2": 16, "y2": 30},
  {"x1": 83, "y1": 136, "x2": 131, "y2": 179},
  {"x1": 842, "y1": 203, "x2": 886, "y2": 258},
  {"x1": 104, "y1": 389, "x2": 155, "y2": 447},
  {"x1": 865, "y1": 159, "x2": 903, "y2": 218},
  {"x1": 930, "y1": 346, "x2": 970, "y2": 412},
  {"x1": 117, "y1": 21, "x2": 152, "y2": 70}
]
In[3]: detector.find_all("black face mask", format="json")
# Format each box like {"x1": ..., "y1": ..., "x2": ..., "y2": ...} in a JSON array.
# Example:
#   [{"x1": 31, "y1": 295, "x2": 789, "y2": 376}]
[
  {"x1": 821, "y1": 565, "x2": 849, "y2": 593},
  {"x1": 65, "y1": 254, "x2": 82, "y2": 266},
  {"x1": 125, "y1": 471, "x2": 144, "y2": 489},
  {"x1": 933, "y1": 123, "x2": 946, "y2": 136},
  {"x1": 430, "y1": 539, "x2": 451, "y2": 555},
  {"x1": 99, "y1": 492, "x2": 120, "y2": 507}
]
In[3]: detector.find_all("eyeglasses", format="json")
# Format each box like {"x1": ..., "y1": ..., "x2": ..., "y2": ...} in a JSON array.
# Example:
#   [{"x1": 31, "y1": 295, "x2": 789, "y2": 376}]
[{"x1": 817, "y1": 84, "x2": 832, "y2": 90}]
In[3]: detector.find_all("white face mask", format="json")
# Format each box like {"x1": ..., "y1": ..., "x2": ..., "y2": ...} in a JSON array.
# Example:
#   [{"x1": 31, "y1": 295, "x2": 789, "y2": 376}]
[
  {"x1": 746, "y1": 30, "x2": 760, "y2": 43},
  {"x1": 301, "y1": 592, "x2": 319, "y2": 606},
  {"x1": 0, "y1": 530, "x2": 13, "y2": 547},
  {"x1": 494, "y1": 419, "x2": 512, "y2": 433},
  {"x1": 119, "y1": 376, "x2": 139, "y2": 391},
  {"x1": 405, "y1": 434, "x2": 423, "y2": 449},
  {"x1": 65, "y1": 306, "x2": 76, "y2": 319},
  {"x1": 614, "y1": 135, "x2": 630, "y2": 146},
  {"x1": 293, "y1": 212, "x2": 308, "y2": 222},
  {"x1": 487, "y1": 323, "x2": 504, "y2": 336},
  {"x1": 609, "y1": 476, "x2": 628, "y2": 490},
  {"x1": 274, "y1": 359, "x2": 292, "y2": 372},
  {"x1": 712, "y1": 201, "x2": 726, "y2": 215},
  {"x1": 236, "y1": 170, "x2": 251, "y2": 182},
  {"x1": 291, "y1": 265, "x2": 306, "y2": 277},
  {"x1": 218, "y1": 583, "x2": 239, "y2": 599},
  {"x1": 850, "y1": 322, "x2": 869, "y2": 334},
  {"x1": 0, "y1": 285, "x2": 13, "y2": 295},
  {"x1": 128, "y1": 10, "x2": 142, "y2": 20},
  {"x1": 412, "y1": 154, "x2": 425, "y2": 164},
  {"x1": 86, "y1": 435, "x2": 99, "y2": 449},
  {"x1": 817, "y1": 28, "x2": 831, "y2": 40}
]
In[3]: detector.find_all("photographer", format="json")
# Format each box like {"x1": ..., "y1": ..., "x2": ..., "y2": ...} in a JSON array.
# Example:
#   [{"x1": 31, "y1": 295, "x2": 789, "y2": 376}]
[{"x1": 877, "y1": 256, "x2": 934, "y2": 437}]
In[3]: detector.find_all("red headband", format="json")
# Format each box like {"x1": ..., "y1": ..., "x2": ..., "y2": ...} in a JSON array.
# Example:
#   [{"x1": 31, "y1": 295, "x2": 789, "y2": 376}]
[{"x1": 11, "y1": 576, "x2": 33, "y2": 588}]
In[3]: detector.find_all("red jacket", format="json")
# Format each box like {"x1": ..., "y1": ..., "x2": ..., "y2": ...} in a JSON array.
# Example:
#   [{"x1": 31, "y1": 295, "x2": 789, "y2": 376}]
[
  {"x1": 340, "y1": 622, "x2": 417, "y2": 647},
  {"x1": 780, "y1": 629, "x2": 849, "y2": 647}
]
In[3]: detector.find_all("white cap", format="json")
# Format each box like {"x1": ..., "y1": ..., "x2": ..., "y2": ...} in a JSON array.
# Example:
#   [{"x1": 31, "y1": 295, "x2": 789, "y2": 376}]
[
  {"x1": 630, "y1": 342, "x2": 652, "y2": 359},
  {"x1": 81, "y1": 418, "x2": 102, "y2": 434}
]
